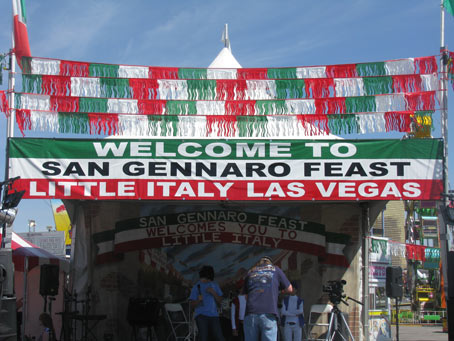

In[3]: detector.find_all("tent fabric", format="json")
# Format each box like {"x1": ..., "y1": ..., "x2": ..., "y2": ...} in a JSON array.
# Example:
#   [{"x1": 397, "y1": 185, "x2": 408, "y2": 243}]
[
  {"x1": 208, "y1": 47, "x2": 242, "y2": 68},
  {"x1": 0, "y1": 232, "x2": 69, "y2": 272}
]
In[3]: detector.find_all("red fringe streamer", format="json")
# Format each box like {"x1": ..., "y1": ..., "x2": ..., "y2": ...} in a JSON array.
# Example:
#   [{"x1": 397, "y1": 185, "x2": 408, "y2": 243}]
[
  {"x1": 384, "y1": 112, "x2": 412, "y2": 132},
  {"x1": 129, "y1": 79, "x2": 159, "y2": 100},
  {"x1": 414, "y1": 56, "x2": 438, "y2": 74},
  {"x1": 0, "y1": 91, "x2": 9, "y2": 117},
  {"x1": 15, "y1": 109, "x2": 31, "y2": 136},
  {"x1": 137, "y1": 100, "x2": 166, "y2": 115},
  {"x1": 88, "y1": 113, "x2": 119, "y2": 135},
  {"x1": 406, "y1": 244, "x2": 426, "y2": 262},
  {"x1": 225, "y1": 100, "x2": 256, "y2": 115},
  {"x1": 392, "y1": 75, "x2": 422, "y2": 93},
  {"x1": 296, "y1": 115, "x2": 330, "y2": 136},
  {"x1": 206, "y1": 116, "x2": 237, "y2": 136},
  {"x1": 315, "y1": 97, "x2": 346, "y2": 114},
  {"x1": 215, "y1": 80, "x2": 247, "y2": 100},
  {"x1": 50, "y1": 96, "x2": 80, "y2": 112},
  {"x1": 325, "y1": 64, "x2": 358, "y2": 78},
  {"x1": 305, "y1": 78, "x2": 334, "y2": 98},
  {"x1": 149, "y1": 67, "x2": 178, "y2": 79},
  {"x1": 405, "y1": 91, "x2": 436, "y2": 111},
  {"x1": 237, "y1": 68, "x2": 268, "y2": 80},
  {"x1": 60, "y1": 60, "x2": 90, "y2": 77},
  {"x1": 42, "y1": 75, "x2": 71, "y2": 96}
]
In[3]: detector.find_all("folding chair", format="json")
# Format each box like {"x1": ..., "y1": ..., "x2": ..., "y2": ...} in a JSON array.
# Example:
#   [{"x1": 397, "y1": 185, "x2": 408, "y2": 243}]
[
  {"x1": 306, "y1": 304, "x2": 333, "y2": 340},
  {"x1": 164, "y1": 303, "x2": 192, "y2": 341}
]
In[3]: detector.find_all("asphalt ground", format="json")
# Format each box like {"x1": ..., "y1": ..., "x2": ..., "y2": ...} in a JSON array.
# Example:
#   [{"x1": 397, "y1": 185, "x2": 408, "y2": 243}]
[{"x1": 390, "y1": 325, "x2": 448, "y2": 341}]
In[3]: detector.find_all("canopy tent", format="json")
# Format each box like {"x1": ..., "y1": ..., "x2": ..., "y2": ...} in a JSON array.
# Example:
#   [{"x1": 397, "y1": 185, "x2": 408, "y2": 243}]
[
  {"x1": 0, "y1": 232, "x2": 69, "y2": 272},
  {"x1": 1, "y1": 231, "x2": 68, "y2": 339}
]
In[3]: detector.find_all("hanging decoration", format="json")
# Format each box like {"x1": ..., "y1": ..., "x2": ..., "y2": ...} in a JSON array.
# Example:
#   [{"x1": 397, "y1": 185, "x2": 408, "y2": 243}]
[
  {"x1": 12, "y1": 55, "x2": 441, "y2": 137},
  {"x1": 447, "y1": 51, "x2": 454, "y2": 89},
  {"x1": 0, "y1": 91, "x2": 9, "y2": 116}
]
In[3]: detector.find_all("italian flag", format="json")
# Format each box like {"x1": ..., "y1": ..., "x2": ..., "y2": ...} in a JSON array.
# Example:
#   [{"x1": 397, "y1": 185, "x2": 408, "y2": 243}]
[{"x1": 12, "y1": 0, "x2": 31, "y2": 69}]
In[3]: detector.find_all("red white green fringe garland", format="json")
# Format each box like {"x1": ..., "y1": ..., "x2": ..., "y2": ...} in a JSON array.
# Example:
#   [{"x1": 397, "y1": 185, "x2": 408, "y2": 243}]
[
  {"x1": 15, "y1": 109, "x2": 432, "y2": 137},
  {"x1": 3, "y1": 55, "x2": 441, "y2": 137}
]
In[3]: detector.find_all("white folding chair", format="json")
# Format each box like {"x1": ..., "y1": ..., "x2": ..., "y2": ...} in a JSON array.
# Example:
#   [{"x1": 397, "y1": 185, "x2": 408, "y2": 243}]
[
  {"x1": 306, "y1": 304, "x2": 333, "y2": 340},
  {"x1": 164, "y1": 303, "x2": 192, "y2": 341}
]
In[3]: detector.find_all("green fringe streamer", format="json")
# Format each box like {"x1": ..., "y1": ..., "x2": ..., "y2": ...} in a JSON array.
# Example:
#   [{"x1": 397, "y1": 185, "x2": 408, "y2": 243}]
[
  {"x1": 186, "y1": 80, "x2": 217, "y2": 100},
  {"x1": 255, "y1": 100, "x2": 287, "y2": 115},
  {"x1": 356, "y1": 62, "x2": 386, "y2": 77},
  {"x1": 267, "y1": 68, "x2": 297, "y2": 79},
  {"x1": 58, "y1": 112, "x2": 90, "y2": 134},
  {"x1": 274, "y1": 79, "x2": 305, "y2": 99},
  {"x1": 21, "y1": 57, "x2": 33, "y2": 74},
  {"x1": 165, "y1": 101, "x2": 197, "y2": 115},
  {"x1": 237, "y1": 116, "x2": 268, "y2": 137},
  {"x1": 371, "y1": 239, "x2": 387, "y2": 254},
  {"x1": 178, "y1": 68, "x2": 208, "y2": 79},
  {"x1": 363, "y1": 76, "x2": 392, "y2": 95},
  {"x1": 89, "y1": 63, "x2": 120, "y2": 78},
  {"x1": 345, "y1": 96, "x2": 376, "y2": 113},
  {"x1": 79, "y1": 98, "x2": 108, "y2": 113},
  {"x1": 148, "y1": 115, "x2": 179, "y2": 136},
  {"x1": 99, "y1": 78, "x2": 132, "y2": 98},
  {"x1": 22, "y1": 75, "x2": 42, "y2": 93},
  {"x1": 327, "y1": 114, "x2": 359, "y2": 134}
]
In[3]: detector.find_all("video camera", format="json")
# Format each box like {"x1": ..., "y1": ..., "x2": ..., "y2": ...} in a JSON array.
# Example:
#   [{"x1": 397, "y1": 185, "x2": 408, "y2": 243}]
[{"x1": 322, "y1": 280, "x2": 346, "y2": 305}]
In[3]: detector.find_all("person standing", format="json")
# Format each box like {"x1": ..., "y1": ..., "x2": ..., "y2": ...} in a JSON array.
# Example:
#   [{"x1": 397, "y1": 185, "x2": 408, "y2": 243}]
[
  {"x1": 231, "y1": 279, "x2": 246, "y2": 340},
  {"x1": 280, "y1": 282, "x2": 304, "y2": 341},
  {"x1": 189, "y1": 265, "x2": 225, "y2": 341},
  {"x1": 243, "y1": 256, "x2": 293, "y2": 341}
]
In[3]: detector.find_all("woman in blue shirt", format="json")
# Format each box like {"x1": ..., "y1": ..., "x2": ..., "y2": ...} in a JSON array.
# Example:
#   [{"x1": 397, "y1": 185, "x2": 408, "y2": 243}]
[{"x1": 189, "y1": 265, "x2": 225, "y2": 341}]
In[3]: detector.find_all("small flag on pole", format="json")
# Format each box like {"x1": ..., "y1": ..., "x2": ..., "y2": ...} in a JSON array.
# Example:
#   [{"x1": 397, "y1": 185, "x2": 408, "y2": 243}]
[
  {"x1": 12, "y1": 0, "x2": 31, "y2": 69},
  {"x1": 445, "y1": 0, "x2": 454, "y2": 16}
]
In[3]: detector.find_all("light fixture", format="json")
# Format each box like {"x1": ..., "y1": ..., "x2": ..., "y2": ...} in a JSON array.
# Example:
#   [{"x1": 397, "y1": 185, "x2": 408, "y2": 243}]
[
  {"x1": 28, "y1": 219, "x2": 36, "y2": 233},
  {"x1": 0, "y1": 208, "x2": 17, "y2": 226}
]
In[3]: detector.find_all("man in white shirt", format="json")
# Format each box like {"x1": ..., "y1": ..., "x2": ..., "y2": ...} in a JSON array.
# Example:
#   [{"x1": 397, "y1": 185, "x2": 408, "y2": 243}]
[{"x1": 280, "y1": 281, "x2": 304, "y2": 341}]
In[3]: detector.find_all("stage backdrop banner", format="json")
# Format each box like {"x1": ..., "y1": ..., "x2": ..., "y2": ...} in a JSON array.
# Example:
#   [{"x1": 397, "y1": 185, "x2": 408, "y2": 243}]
[
  {"x1": 92, "y1": 210, "x2": 350, "y2": 267},
  {"x1": 9, "y1": 138, "x2": 443, "y2": 201}
]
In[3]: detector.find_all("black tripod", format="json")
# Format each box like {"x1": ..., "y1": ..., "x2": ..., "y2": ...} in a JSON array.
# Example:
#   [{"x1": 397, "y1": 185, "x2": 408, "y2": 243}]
[
  {"x1": 325, "y1": 296, "x2": 363, "y2": 341},
  {"x1": 325, "y1": 303, "x2": 354, "y2": 341}
]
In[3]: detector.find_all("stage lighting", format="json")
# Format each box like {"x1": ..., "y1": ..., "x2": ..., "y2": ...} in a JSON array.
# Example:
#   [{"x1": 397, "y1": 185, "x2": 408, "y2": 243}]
[
  {"x1": 0, "y1": 208, "x2": 17, "y2": 226},
  {"x1": 2, "y1": 190, "x2": 25, "y2": 210}
]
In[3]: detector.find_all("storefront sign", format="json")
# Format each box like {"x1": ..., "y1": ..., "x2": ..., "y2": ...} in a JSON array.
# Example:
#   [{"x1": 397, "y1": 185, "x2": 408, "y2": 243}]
[{"x1": 9, "y1": 138, "x2": 443, "y2": 201}]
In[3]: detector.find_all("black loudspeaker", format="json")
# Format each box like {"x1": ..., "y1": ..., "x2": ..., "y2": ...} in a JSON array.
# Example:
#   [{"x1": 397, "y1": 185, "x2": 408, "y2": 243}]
[
  {"x1": 386, "y1": 266, "x2": 403, "y2": 298},
  {"x1": 127, "y1": 298, "x2": 160, "y2": 326},
  {"x1": 39, "y1": 264, "x2": 59, "y2": 296}
]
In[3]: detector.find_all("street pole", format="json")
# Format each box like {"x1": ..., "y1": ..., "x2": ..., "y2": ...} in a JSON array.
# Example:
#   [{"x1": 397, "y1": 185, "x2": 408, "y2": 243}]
[{"x1": 439, "y1": 0, "x2": 452, "y2": 338}]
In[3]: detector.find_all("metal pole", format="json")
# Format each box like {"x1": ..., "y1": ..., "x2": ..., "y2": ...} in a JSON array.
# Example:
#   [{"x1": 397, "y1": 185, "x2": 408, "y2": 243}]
[
  {"x1": 21, "y1": 256, "x2": 28, "y2": 341},
  {"x1": 439, "y1": 1, "x2": 453, "y2": 339},
  {"x1": 362, "y1": 203, "x2": 370, "y2": 341}
]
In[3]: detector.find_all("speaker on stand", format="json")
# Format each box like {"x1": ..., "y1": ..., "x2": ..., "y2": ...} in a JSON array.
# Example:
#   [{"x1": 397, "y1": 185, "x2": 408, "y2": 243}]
[{"x1": 386, "y1": 266, "x2": 403, "y2": 341}]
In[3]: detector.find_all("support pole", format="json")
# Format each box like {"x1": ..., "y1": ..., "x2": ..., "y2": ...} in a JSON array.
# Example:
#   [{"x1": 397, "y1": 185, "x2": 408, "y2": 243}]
[
  {"x1": 362, "y1": 203, "x2": 370, "y2": 341},
  {"x1": 439, "y1": 0, "x2": 452, "y2": 338}
]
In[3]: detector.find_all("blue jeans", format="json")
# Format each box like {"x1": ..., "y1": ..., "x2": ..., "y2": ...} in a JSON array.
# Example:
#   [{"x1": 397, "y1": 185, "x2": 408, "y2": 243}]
[
  {"x1": 244, "y1": 313, "x2": 278, "y2": 341},
  {"x1": 195, "y1": 315, "x2": 225, "y2": 341}
]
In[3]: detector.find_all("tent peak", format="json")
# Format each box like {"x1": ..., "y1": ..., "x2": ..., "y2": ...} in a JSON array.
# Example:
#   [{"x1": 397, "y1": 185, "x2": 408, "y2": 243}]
[{"x1": 208, "y1": 24, "x2": 242, "y2": 69}]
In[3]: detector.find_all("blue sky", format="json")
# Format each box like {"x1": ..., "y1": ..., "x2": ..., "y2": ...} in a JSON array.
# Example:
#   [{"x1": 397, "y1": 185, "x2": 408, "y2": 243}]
[{"x1": 1, "y1": 0, "x2": 454, "y2": 233}]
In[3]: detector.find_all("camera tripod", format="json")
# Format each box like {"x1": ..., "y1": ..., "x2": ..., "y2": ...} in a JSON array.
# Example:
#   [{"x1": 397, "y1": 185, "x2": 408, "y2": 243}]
[{"x1": 325, "y1": 303, "x2": 354, "y2": 341}]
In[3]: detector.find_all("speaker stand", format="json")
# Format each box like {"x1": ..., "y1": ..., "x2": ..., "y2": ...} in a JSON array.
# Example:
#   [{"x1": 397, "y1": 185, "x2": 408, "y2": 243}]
[{"x1": 394, "y1": 296, "x2": 400, "y2": 341}]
